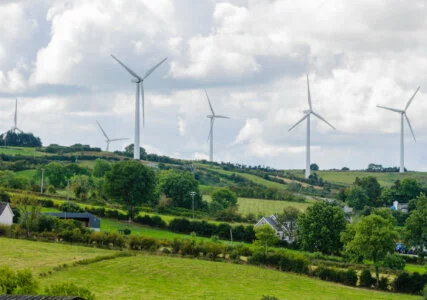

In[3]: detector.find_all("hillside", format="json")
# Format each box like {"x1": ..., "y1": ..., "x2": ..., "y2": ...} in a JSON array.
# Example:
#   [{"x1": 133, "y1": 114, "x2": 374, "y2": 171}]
[{"x1": 0, "y1": 238, "x2": 416, "y2": 300}]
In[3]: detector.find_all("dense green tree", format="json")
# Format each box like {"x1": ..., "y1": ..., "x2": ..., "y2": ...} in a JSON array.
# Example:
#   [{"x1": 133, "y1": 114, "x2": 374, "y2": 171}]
[
  {"x1": 371, "y1": 207, "x2": 397, "y2": 226},
  {"x1": 92, "y1": 159, "x2": 112, "y2": 178},
  {"x1": 158, "y1": 170, "x2": 203, "y2": 209},
  {"x1": 341, "y1": 214, "x2": 398, "y2": 285},
  {"x1": 297, "y1": 202, "x2": 347, "y2": 254},
  {"x1": 104, "y1": 161, "x2": 157, "y2": 220},
  {"x1": 211, "y1": 188, "x2": 238, "y2": 209},
  {"x1": 254, "y1": 224, "x2": 279, "y2": 255},
  {"x1": 124, "y1": 144, "x2": 147, "y2": 159},
  {"x1": 0, "y1": 131, "x2": 42, "y2": 147},
  {"x1": 275, "y1": 207, "x2": 300, "y2": 242},
  {"x1": 379, "y1": 187, "x2": 394, "y2": 206},
  {"x1": 310, "y1": 163, "x2": 319, "y2": 171},
  {"x1": 11, "y1": 193, "x2": 41, "y2": 237},
  {"x1": 346, "y1": 186, "x2": 369, "y2": 210},
  {"x1": 70, "y1": 175, "x2": 93, "y2": 200},
  {"x1": 404, "y1": 194, "x2": 427, "y2": 250},
  {"x1": 398, "y1": 178, "x2": 421, "y2": 202},
  {"x1": 354, "y1": 176, "x2": 382, "y2": 206}
]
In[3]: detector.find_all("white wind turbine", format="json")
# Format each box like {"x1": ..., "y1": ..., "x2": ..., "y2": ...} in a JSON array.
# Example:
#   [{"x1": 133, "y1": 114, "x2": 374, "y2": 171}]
[
  {"x1": 377, "y1": 87, "x2": 420, "y2": 173},
  {"x1": 96, "y1": 120, "x2": 128, "y2": 152},
  {"x1": 205, "y1": 90, "x2": 229, "y2": 162},
  {"x1": 111, "y1": 55, "x2": 167, "y2": 160},
  {"x1": 11, "y1": 98, "x2": 22, "y2": 133},
  {"x1": 288, "y1": 75, "x2": 335, "y2": 179}
]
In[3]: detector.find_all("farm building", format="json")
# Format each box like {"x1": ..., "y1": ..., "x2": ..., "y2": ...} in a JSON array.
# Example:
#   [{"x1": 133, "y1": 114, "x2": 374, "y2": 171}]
[
  {"x1": 391, "y1": 201, "x2": 408, "y2": 213},
  {"x1": 44, "y1": 212, "x2": 101, "y2": 231},
  {"x1": 0, "y1": 202, "x2": 14, "y2": 226}
]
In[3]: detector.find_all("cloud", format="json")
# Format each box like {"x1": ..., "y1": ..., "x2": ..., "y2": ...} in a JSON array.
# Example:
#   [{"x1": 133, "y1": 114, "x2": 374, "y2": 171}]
[{"x1": 178, "y1": 116, "x2": 186, "y2": 136}]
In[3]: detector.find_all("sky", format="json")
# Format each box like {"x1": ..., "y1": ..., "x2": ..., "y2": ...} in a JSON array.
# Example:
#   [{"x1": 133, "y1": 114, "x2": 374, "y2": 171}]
[{"x1": 1, "y1": 0, "x2": 427, "y2": 171}]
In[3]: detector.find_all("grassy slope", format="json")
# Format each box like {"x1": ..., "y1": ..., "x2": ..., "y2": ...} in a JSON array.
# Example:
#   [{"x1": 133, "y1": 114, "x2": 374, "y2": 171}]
[
  {"x1": 0, "y1": 237, "x2": 114, "y2": 274},
  {"x1": 0, "y1": 146, "x2": 46, "y2": 157},
  {"x1": 39, "y1": 254, "x2": 416, "y2": 300},
  {"x1": 238, "y1": 197, "x2": 311, "y2": 216}
]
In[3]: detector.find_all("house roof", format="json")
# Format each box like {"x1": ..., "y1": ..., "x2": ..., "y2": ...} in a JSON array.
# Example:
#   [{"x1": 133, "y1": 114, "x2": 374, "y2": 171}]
[
  {"x1": 0, "y1": 296, "x2": 84, "y2": 300},
  {"x1": 264, "y1": 215, "x2": 279, "y2": 231},
  {"x1": 44, "y1": 212, "x2": 101, "y2": 229},
  {"x1": 0, "y1": 202, "x2": 13, "y2": 216}
]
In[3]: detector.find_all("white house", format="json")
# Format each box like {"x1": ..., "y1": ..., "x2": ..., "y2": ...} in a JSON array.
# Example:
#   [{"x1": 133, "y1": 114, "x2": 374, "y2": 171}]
[
  {"x1": 391, "y1": 201, "x2": 409, "y2": 213},
  {"x1": 255, "y1": 214, "x2": 295, "y2": 243},
  {"x1": 0, "y1": 202, "x2": 14, "y2": 226}
]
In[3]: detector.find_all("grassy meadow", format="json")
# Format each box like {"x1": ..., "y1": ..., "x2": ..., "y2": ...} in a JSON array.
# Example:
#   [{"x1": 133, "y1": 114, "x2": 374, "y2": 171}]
[
  {"x1": 237, "y1": 197, "x2": 311, "y2": 216},
  {"x1": 0, "y1": 146, "x2": 46, "y2": 157}
]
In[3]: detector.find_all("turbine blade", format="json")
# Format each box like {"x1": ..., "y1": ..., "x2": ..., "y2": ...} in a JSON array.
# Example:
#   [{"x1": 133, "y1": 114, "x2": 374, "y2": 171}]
[
  {"x1": 111, "y1": 54, "x2": 142, "y2": 80},
  {"x1": 307, "y1": 74, "x2": 312, "y2": 110},
  {"x1": 288, "y1": 114, "x2": 309, "y2": 132},
  {"x1": 376, "y1": 105, "x2": 404, "y2": 113},
  {"x1": 405, "y1": 86, "x2": 420, "y2": 111},
  {"x1": 204, "y1": 90, "x2": 215, "y2": 115},
  {"x1": 312, "y1": 111, "x2": 335, "y2": 129},
  {"x1": 214, "y1": 115, "x2": 230, "y2": 119},
  {"x1": 141, "y1": 83, "x2": 145, "y2": 128},
  {"x1": 109, "y1": 138, "x2": 129, "y2": 142},
  {"x1": 142, "y1": 57, "x2": 168, "y2": 81},
  {"x1": 96, "y1": 120, "x2": 109, "y2": 140},
  {"x1": 405, "y1": 114, "x2": 416, "y2": 142}
]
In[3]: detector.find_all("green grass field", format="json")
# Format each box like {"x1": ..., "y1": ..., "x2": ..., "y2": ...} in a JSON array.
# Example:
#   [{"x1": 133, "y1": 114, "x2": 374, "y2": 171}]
[
  {"x1": 238, "y1": 197, "x2": 311, "y2": 216},
  {"x1": 15, "y1": 169, "x2": 37, "y2": 180},
  {"x1": 285, "y1": 170, "x2": 427, "y2": 188},
  {"x1": 0, "y1": 146, "x2": 46, "y2": 157},
  {"x1": 405, "y1": 263, "x2": 426, "y2": 274},
  {"x1": 39, "y1": 253, "x2": 415, "y2": 299},
  {"x1": 0, "y1": 238, "x2": 115, "y2": 274}
]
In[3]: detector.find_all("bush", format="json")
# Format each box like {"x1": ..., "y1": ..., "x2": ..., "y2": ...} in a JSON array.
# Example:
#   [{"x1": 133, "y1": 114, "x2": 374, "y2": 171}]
[
  {"x1": 359, "y1": 269, "x2": 375, "y2": 288},
  {"x1": 0, "y1": 267, "x2": 38, "y2": 295},
  {"x1": 314, "y1": 267, "x2": 357, "y2": 286},
  {"x1": 378, "y1": 276, "x2": 389, "y2": 291},
  {"x1": 45, "y1": 282, "x2": 95, "y2": 300},
  {"x1": 47, "y1": 185, "x2": 56, "y2": 194},
  {"x1": 60, "y1": 202, "x2": 84, "y2": 213},
  {"x1": 383, "y1": 253, "x2": 406, "y2": 270},
  {"x1": 393, "y1": 271, "x2": 427, "y2": 294},
  {"x1": 248, "y1": 250, "x2": 309, "y2": 274},
  {"x1": 0, "y1": 225, "x2": 11, "y2": 237}
]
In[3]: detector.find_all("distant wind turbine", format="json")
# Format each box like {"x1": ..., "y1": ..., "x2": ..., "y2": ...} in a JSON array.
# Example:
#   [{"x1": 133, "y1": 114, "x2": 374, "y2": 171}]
[
  {"x1": 11, "y1": 98, "x2": 22, "y2": 133},
  {"x1": 377, "y1": 87, "x2": 420, "y2": 173},
  {"x1": 205, "y1": 90, "x2": 229, "y2": 162},
  {"x1": 111, "y1": 54, "x2": 167, "y2": 160},
  {"x1": 96, "y1": 120, "x2": 128, "y2": 152},
  {"x1": 288, "y1": 75, "x2": 335, "y2": 179}
]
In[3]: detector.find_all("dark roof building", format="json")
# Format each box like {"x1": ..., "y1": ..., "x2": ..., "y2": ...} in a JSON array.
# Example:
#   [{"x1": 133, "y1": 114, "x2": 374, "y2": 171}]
[{"x1": 44, "y1": 212, "x2": 101, "y2": 231}]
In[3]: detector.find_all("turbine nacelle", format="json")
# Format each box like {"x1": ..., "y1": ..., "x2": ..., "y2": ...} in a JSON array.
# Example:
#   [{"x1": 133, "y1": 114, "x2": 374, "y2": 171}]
[
  {"x1": 303, "y1": 109, "x2": 311, "y2": 114},
  {"x1": 131, "y1": 78, "x2": 141, "y2": 83}
]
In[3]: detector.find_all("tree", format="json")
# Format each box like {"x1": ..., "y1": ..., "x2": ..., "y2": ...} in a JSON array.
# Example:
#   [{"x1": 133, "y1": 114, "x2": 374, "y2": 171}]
[
  {"x1": 104, "y1": 161, "x2": 157, "y2": 221},
  {"x1": 92, "y1": 159, "x2": 112, "y2": 178},
  {"x1": 275, "y1": 207, "x2": 300, "y2": 242},
  {"x1": 404, "y1": 194, "x2": 427, "y2": 251},
  {"x1": 124, "y1": 144, "x2": 147, "y2": 159},
  {"x1": 211, "y1": 188, "x2": 238, "y2": 209},
  {"x1": 0, "y1": 131, "x2": 42, "y2": 147},
  {"x1": 11, "y1": 193, "x2": 41, "y2": 237},
  {"x1": 158, "y1": 170, "x2": 203, "y2": 209},
  {"x1": 70, "y1": 175, "x2": 93, "y2": 200},
  {"x1": 310, "y1": 163, "x2": 319, "y2": 171},
  {"x1": 354, "y1": 176, "x2": 382, "y2": 206},
  {"x1": 341, "y1": 214, "x2": 398, "y2": 285},
  {"x1": 255, "y1": 224, "x2": 279, "y2": 255},
  {"x1": 398, "y1": 178, "x2": 421, "y2": 202},
  {"x1": 297, "y1": 202, "x2": 347, "y2": 254},
  {"x1": 44, "y1": 162, "x2": 66, "y2": 188},
  {"x1": 346, "y1": 186, "x2": 368, "y2": 210},
  {"x1": 341, "y1": 167, "x2": 350, "y2": 171}
]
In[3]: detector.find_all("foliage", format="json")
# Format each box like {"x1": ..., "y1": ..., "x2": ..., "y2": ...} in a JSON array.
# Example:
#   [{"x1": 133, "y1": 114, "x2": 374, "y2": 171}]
[
  {"x1": 11, "y1": 193, "x2": 41, "y2": 237},
  {"x1": 342, "y1": 214, "x2": 398, "y2": 285},
  {"x1": 383, "y1": 253, "x2": 406, "y2": 270},
  {"x1": 44, "y1": 162, "x2": 90, "y2": 188},
  {"x1": 45, "y1": 282, "x2": 95, "y2": 300},
  {"x1": 404, "y1": 193, "x2": 427, "y2": 250},
  {"x1": 354, "y1": 176, "x2": 382, "y2": 206},
  {"x1": 0, "y1": 170, "x2": 29, "y2": 189},
  {"x1": 310, "y1": 163, "x2": 319, "y2": 171},
  {"x1": 393, "y1": 271, "x2": 427, "y2": 294},
  {"x1": 211, "y1": 188, "x2": 238, "y2": 210},
  {"x1": 254, "y1": 224, "x2": 279, "y2": 255},
  {"x1": 104, "y1": 160, "x2": 157, "y2": 219},
  {"x1": 346, "y1": 186, "x2": 369, "y2": 210},
  {"x1": 314, "y1": 266, "x2": 357, "y2": 286},
  {"x1": 275, "y1": 207, "x2": 299, "y2": 242},
  {"x1": 124, "y1": 144, "x2": 147, "y2": 159},
  {"x1": 392, "y1": 178, "x2": 421, "y2": 202},
  {"x1": 0, "y1": 266, "x2": 38, "y2": 295},
  {"x1": 60, "y1": 201, "x2": 85, "y2": 213},
  {"x1": 92, "y1": 159, "x2": 112, "y2": 178},
  {"x1": 0, "y1": 131, "x2": 42, "y2": 147},
  {"x1": 359, "y1": 269, "x2": 375, "y2": 288},
  {"x1": 297, "y1": 202, "x2": 347, "y2": 255},
  {"x1": 0, "y1": 189, "x2": 10, "y2": 202}
]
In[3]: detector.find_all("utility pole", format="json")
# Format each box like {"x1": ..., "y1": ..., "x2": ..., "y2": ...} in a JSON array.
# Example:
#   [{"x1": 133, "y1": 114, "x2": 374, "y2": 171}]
[
  {"x1": 189, "y1": 191, "x2": 196, "y2": 219},
  {"x1": 230, "y1": 228, "x2": 233, "y2": 245},
  {"x1": 40, "y1": 168, "x2": 45, "y2": 193},
  {"x1": 65, "y1": 180, "x2": 70, "y2": 220}
]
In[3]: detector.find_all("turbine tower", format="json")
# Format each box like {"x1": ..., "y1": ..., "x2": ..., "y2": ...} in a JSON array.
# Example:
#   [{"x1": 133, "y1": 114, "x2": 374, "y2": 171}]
[
  {"x1": 205, "y1": 90, "x2": 229, "y2": 162},
  {"x1": 288, "y1": 75, "x2": 335, "y2": 179},
  {"x1": 11, "y1": 98, "x2": 22, "y2": 133},
  {"x1": 111, "y1": 55, "x2": 167, "y2": 160},
  {"x1": 377, "y1": 87, "x2": 420, "y2": 173},
  {"x1": 96, "y1": 120, "x2": 128, "y2": 152}
]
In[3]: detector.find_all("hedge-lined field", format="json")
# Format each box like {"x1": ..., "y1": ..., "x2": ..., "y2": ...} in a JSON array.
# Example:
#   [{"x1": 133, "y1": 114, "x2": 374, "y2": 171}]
[
  {"x1": 39, "y1": 254, "x2": 416, "y2": 299},
  {"x1": 0, "y1": 238, "x2": 114, "y2": 274},
  {"x1": 237, "y1": 197, "x2": 311, "y2": 216}
]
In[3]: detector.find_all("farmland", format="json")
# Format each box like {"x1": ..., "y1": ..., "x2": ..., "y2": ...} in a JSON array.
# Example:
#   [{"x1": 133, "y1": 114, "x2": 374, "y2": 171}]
[
  {"x1": 237, "y1": 197, "x2": 311, "y2": 216},
  {"x1": 1, "y1": 238, "x2": 415, "y2": 300}
]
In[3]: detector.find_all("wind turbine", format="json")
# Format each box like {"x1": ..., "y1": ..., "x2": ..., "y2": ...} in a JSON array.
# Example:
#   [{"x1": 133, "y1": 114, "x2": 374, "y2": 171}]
[
  {"x1": 96, "y1": 120, "x2": 128, "y2": 152},
  {"x1": 205, "y1": 90, "x2": 229, "y2": 162},
  {"x1": 288, "y1": 75, "x2": 335, "y2": 179},
  {"x1": 111, "y1": 54, "x2": 167, "y2": 160},
  {"x1": 377, "y1": 87, "x2": 420, "y2": 173},
  {"x1": 11, "y1": 98, "x2": 22, "y2": 133}
]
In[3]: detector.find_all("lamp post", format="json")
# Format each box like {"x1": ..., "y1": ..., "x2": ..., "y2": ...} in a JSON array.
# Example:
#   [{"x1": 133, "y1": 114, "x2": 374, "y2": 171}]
[
  {"x1": 189, "y1": 191, "x2": 196, "y2": 219},
  {"x1": 40, "y1": 168, "x2": 45, "y2": 193}
]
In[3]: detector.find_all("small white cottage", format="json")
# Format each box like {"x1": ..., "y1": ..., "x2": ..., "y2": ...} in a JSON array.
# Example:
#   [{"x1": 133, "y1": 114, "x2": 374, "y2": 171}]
[{"x1": 0, "y1": 202, "x2": 14, "y2": 226}]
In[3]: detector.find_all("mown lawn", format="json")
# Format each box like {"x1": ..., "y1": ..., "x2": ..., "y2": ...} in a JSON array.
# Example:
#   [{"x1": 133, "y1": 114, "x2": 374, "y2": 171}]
[
  {"x1": 39, "y1": 254, "x2": 416, "y2": 300},
  {"x1": 405, "y1": 263, "x2": 426, "y2": 274},
  {"x1": 0, "y1": 237, "x2": 115, "y2": 274}
]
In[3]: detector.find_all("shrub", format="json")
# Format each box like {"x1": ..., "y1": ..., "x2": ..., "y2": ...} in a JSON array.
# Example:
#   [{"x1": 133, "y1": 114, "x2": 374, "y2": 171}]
[
  {"x1": 47, "y1": 185, "x2": 56, "y2": 194},
  {"x1": 248, "y1": 250, "x2": 309, "y2": 274},
  {"x1": 393, "y1": 271, "x2": 427, "y2": 294},
  {"x1": 122, "y1": 228, "x2": 131, "y2": 235},
  {"x1": 0, "y1": 267, "x2": 38, "y2": 295},
  {"x1": 383, "y1": 253, "x2": 406, "y2": 270},
  {"x1": 359, "y1": 269, "x2": 375, "y2": 288},
  {"x1": 378, "y1": 276, "x2": 389, "y2": 291},
  {"x1": 45, "y1": 282, "x2": 95, "y2": 300},
  {"x1": 314, "y1": 267, "x2": 357, "y2": 286},
  {"x1": 60, "y1": 202, "x2": 84, "y2": 213},
  {"x1": 261, "y1": 296, "x2": 278, "y2": 300},
  {"x1": 0, "y1": 225, "x2": 11, "y2": 237}
]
